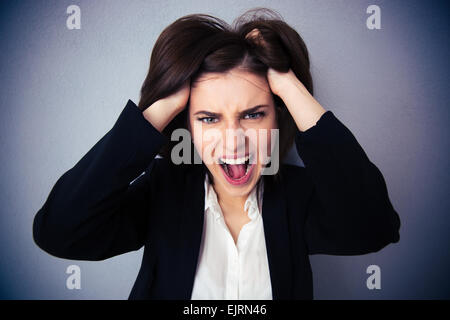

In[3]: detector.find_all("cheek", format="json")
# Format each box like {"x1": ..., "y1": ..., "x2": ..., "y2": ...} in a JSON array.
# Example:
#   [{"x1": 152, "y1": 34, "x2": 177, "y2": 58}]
[
  {"x1": 255, "y1": 133, "x2": 272, "y2": 160},
  {"x1": 189, "y1": 117, "x2": 204, "y2": 148},
  {"x1": 191, "y1": 126, "x2": 222, "y2": 165},
  {"x1": 191, "y1": 128, "x2": 205, "y2": 160},
  {"x1": 255, "y1": 126, "x2": 277, "y2": 161}
]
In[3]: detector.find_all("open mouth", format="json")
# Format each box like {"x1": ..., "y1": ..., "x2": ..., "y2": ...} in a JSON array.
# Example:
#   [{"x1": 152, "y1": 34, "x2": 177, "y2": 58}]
[{"x1": 218, "y1": 155, "x2": 255, "y2": 186}]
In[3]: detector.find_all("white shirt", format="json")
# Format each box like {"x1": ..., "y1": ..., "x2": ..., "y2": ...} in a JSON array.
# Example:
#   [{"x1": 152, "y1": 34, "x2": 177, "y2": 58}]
[{"x1": 190, "y1": 174, "x2": 273, "y2": 300}]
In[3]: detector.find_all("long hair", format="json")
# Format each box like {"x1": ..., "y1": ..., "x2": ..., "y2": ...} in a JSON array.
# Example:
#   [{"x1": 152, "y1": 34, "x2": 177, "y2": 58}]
[{"x1": 138, "y1": 8, "x2": 313, "y2": 182}]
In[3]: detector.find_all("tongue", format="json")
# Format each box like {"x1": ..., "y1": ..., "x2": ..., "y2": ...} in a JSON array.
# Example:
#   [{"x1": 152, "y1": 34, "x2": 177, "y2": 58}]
[{"x1": 227, "y1": 164, "x2": 246, "y2": 179}]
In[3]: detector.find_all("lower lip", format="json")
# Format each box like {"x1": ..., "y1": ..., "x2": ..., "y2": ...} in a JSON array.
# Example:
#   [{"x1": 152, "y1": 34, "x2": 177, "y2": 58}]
[{"x1": 219, "y1": 163, "x2": 255, "y2": 186}]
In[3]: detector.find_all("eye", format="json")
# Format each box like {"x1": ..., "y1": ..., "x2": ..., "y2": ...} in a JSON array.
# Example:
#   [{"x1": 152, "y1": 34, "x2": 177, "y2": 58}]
[
  {"x1": 197, "y1": 117, "x2": 218, "y2": 124},
  {"x1": 244, "y1": 112, "x2": 265, "y2": 120}
]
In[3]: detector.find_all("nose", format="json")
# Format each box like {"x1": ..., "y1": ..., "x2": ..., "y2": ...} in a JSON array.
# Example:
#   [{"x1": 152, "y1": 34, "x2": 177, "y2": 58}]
[{"x1": 221, "y1": 121, "x2": 247, "y2": 157}]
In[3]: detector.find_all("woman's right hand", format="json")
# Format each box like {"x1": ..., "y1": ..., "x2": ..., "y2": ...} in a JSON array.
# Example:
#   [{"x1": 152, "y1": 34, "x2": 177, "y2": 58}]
[{"x1": 143, "y1": 80, "x2": 191, "y2": 132}]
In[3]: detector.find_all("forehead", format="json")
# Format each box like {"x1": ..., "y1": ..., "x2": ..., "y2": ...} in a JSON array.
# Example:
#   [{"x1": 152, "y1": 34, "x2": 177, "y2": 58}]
[{"x1": 190, "y1": 69, "x2": 272, "y2": 111}]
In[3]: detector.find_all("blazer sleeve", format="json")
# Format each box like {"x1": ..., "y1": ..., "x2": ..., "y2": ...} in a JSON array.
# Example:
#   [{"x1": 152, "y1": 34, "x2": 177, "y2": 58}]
[
  {"x1": 295, "y1": 111, "x2": 401, "y2": 255},
  {"x1": 32, "y1": 99, "x2": 168, "y2": 261}
]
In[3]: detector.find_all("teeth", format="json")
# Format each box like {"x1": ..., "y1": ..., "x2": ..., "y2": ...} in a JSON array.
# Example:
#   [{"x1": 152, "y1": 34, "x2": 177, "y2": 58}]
[
  {"x1": 219, "y1": 155, "x2": 249, "y2": 165},
  {"x1": 219, "y1": 156, "x2": 253, "y2": 178}
]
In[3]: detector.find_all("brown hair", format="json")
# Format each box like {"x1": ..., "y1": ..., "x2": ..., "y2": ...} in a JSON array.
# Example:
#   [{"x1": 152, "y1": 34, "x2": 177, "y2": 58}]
[{"x1": 138, "y1": 8, "x2": 313, "y2": 180}]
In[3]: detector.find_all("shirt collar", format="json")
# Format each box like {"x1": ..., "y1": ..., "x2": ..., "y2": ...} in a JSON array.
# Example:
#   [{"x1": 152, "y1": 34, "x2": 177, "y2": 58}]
[{"x1": 204, "y1": 173, "x2": 264, "y2": 221}]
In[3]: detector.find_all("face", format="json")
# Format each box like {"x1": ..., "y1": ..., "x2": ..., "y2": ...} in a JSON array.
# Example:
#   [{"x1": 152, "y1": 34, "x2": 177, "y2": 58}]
[{"x1": 188, "y1": 67, "x2": 278, "y2": 199}]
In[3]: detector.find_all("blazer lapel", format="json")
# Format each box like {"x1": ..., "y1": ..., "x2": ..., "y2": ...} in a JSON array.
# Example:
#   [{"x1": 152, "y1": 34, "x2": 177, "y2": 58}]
[
  {"x1": 177, "y1": 165, "x2": 294, "y2": 300},
  {"x1": 178, "y1": 164, "x2": 206, "y2": 299},
  {"x1": 261, "y1": 175, "x2": 294, "y2": 299}
]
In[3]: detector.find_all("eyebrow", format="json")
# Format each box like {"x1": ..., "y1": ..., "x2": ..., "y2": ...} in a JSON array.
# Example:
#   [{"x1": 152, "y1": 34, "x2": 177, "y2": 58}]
[{"x1": 193, "y1": 104, "x2": 269, "y2": 117}]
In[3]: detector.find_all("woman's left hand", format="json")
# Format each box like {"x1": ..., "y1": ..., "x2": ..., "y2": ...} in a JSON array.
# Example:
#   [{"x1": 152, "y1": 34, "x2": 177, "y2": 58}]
[
  {"x1": 267, "y1": 67, "x2": 327, "y2": 132},
  {"x1": 267, "y1": 68, "x2": 300, "y2": 97}
]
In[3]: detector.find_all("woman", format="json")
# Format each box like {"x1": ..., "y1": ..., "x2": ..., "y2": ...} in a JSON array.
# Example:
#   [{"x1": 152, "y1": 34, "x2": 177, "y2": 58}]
[{"x1": 33, "y1": 9, "x2": 401, "y2": 299}]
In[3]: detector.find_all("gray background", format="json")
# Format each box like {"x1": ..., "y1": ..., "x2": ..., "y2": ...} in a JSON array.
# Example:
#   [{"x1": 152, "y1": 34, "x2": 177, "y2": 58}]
[{"x1": 0, "y1": 0, "x2": 448, "y2": 299}]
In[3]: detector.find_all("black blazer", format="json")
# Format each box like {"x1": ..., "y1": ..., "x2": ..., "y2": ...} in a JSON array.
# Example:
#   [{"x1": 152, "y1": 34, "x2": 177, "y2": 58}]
[{"x1": 33, "y1": 100, "x2": 401, "y2": 299}]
